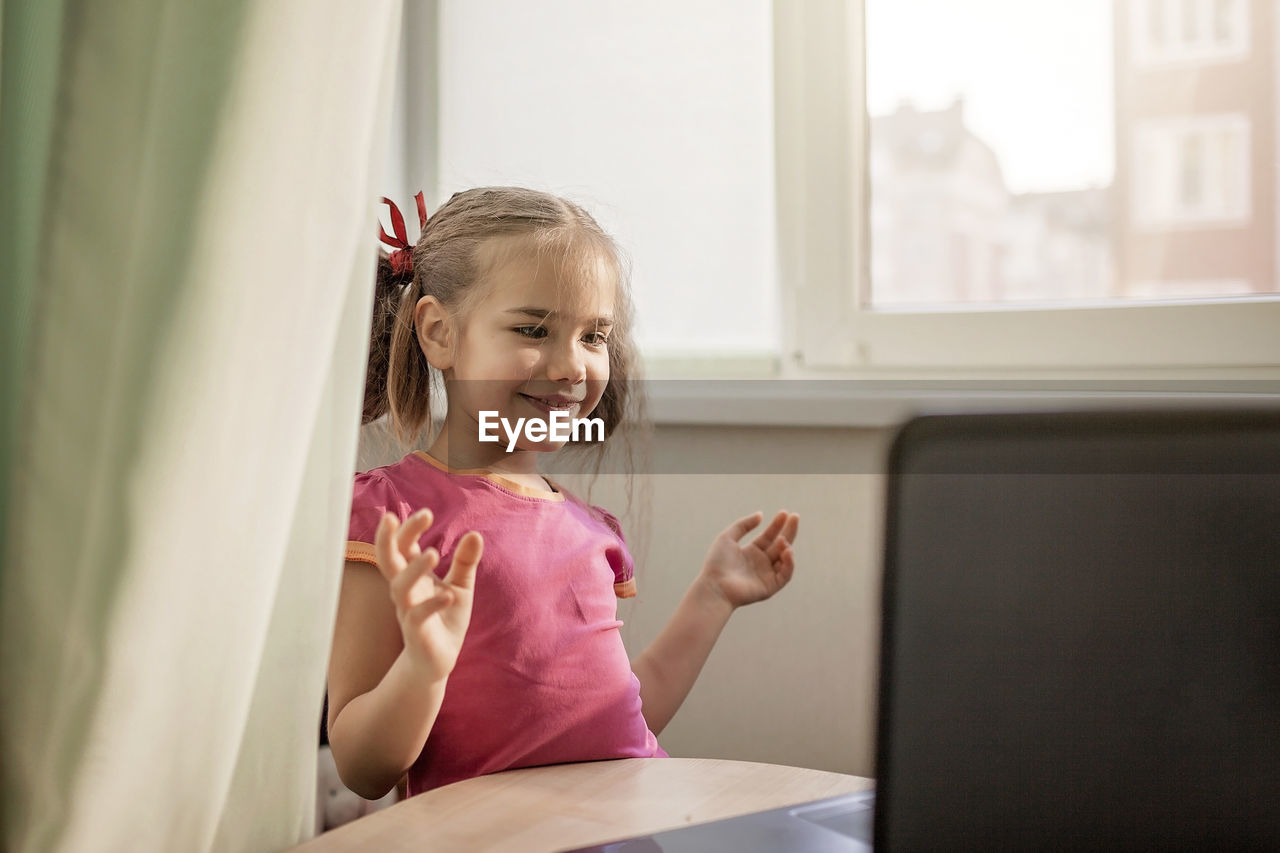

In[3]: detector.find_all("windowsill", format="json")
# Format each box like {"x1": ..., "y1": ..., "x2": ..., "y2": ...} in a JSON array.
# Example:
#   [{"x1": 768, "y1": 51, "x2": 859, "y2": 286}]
[{"x1": 645, "y1": 379, "x2": 1280, "y2": 429}]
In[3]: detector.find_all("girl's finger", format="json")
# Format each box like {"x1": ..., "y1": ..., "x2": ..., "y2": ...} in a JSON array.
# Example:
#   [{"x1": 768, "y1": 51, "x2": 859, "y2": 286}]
[
  {"x1": 443, "y1": 531, "x2": 484, "y2": 591},
  {"x1": 782, "y1": 512, "x2": 800, "y2": 544},
  {"x1": 761, "y1": 514, "x2": 801, "y2": 561},
  {"x1": 405, "y1": 588, "x2": 455, "y2": 627},
  {"x1": 395, "y1": 508, "x2": 434, "y2": 558},
  {"x1": 750, "y1": 510, "x2": 788, "y2": 550},
  {"x1": 392, "y1": 546, "x2": 441, "y2": 610},
  {"x1": 724, "y1": 511, "x2": 765, "y2": 542},
  {"x1": 373, "y1": 513, "x2": 405, "y2": 581},
  {"x1": 777, "y1": 547, "x2": 796, "y2": 587}
]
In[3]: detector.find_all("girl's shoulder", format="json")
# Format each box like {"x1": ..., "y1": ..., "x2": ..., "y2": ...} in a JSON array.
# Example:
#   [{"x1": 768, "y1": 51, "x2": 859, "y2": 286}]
[
  {"x1": 586, "y1": 502, "x2": 626, "y2": 543},
  {"x1": 546, "y1": 485, "x2": 636, "y2": 596},
  {"x1": 350, "y1": 452, "x2": 453, "y2": 521},
  {"x1": 556, "y1": 488, "x2": 632, "y2": 564},
  {"x1": 573, "y1": 499, "x2": 636, "y2": 597},
  {"x1": 547, "y1": 480, "x2": 618, "y2": 532}
]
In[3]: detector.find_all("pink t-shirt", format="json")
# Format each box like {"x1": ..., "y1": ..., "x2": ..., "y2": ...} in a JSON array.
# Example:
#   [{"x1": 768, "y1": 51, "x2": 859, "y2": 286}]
[{"x1": 345, "y1": 451, "x2": 666, "y2": 795}]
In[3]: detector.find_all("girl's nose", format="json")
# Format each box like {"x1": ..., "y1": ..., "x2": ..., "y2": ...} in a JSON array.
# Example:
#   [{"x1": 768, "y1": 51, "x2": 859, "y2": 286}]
[{"x1": 547, "y1": 341, "x2": 587, "y2": 385}]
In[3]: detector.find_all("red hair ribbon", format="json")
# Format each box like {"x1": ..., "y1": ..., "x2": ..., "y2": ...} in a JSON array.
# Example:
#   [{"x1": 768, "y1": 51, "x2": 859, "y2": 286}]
[{"x1": 379, "y1": 192, "x2": 428, "y2": 277}]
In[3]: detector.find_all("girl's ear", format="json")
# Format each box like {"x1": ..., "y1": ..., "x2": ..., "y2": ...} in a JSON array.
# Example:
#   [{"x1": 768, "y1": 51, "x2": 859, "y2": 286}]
[{"x1": 414, "y1": 296, "x2": 455, "y2": 370}]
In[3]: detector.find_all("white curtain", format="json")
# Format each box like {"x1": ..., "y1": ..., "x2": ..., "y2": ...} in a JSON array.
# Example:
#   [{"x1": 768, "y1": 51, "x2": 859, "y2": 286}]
[{"x1": 0, "y1": 1, "x2": 403, "y2": 851}]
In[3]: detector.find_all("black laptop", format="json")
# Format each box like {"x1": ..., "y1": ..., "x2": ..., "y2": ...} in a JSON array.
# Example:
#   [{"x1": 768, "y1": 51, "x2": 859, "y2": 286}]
[{"x1": 569, "y1": 409, "x2": 1280, "y2": 851}]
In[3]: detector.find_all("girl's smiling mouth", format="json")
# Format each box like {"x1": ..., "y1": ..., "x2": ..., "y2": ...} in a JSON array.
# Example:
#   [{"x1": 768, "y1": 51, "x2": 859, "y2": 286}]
[{"x1": 519, "y1": 393, "x2": 581, "y2": 413}]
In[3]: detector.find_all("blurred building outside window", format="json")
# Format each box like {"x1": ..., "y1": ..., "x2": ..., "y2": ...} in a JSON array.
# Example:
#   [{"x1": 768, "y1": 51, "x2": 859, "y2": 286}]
[{"x1": 866, "y1": 0, "x2": 1275, "y2": 310}]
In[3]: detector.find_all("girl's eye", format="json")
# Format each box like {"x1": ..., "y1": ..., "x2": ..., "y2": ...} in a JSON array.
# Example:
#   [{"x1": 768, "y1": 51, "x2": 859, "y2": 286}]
[
  {"x1": 513, "y1": 325, "x2": 548, "y2": 340},
  {"x1": 583, "y1": 332, "x2": 609, "y2": 347}
]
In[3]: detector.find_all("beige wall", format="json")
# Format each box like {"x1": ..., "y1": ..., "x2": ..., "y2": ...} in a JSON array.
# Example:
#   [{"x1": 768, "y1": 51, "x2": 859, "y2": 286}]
[{"x1": 555, "y1": 424, "x2": 894, "y2": 778}]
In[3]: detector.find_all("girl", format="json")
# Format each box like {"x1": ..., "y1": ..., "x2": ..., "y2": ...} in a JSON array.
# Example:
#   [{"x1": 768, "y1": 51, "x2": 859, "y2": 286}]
[{"x1": 327, "y1": 187, "x2": 799, "y2": 800}]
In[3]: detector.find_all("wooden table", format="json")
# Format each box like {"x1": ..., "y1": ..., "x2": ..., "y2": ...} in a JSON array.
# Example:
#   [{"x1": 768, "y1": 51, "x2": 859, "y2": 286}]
[{"x1": 291, "y1": 758, "x2": 874, "y2": 852}]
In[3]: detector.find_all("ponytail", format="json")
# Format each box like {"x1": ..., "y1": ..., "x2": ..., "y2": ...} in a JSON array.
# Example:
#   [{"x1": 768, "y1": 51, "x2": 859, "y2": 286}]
[{"x1": 362, "y1": 252, "x2": 412, "y2": 425}]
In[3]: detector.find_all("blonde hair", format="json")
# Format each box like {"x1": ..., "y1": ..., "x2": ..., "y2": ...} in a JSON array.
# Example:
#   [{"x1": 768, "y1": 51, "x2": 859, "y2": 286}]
[{"x1": 363, "y1": 186, "x2": 642, "y2": 450}]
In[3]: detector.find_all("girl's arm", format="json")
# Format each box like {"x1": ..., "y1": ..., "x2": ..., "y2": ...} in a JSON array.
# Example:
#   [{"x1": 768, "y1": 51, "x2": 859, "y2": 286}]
[
  {"x1": 631, "y1": 511, "x2": 798, "y2": 735},
  {"x1": 327, "y1": 511, "x2": 482, "y2": 799},
  {"x1": 327, "y1": 560, "x2": 446, "y2": 799}
]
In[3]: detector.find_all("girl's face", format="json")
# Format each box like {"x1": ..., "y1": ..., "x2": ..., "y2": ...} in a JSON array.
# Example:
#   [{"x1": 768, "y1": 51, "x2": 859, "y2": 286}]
[{"x1": 438, "y1": 239, "x2": 616, "y2": 455}]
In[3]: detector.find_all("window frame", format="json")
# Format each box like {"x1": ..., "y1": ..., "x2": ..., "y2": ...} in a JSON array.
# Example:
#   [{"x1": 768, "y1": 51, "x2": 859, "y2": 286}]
[{"x1": 774, "y1": 0, "x2": 1280, "y2": 378}]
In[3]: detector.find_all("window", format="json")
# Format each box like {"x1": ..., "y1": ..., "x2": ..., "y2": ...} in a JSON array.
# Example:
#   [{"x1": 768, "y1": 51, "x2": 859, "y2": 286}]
[
  {"x1": 1134, "y1": 115, "x2": 1249, "y2": 227},
  {"x1": 779, "y1": 0, "x2": 1279, "y2": 373},
  {"x1": 401, "y1": 1, "x2": 1280, "y2": 378},
  {"x1": 1132, "y1": 0, "x2": 1249, "y2": 66},
  {"x1": 1213, "y1": 0, "x2": 1236, "y2": 43},
  {"x1": 1149, "y1": 0, "x2": 1168, "y2": 46},
  {"x1": 430, "y1": 0, "x2": 778, "y2": 365},
  {"x1": 1180, "y1": 134, "x2": 1205, "y2": 207}
]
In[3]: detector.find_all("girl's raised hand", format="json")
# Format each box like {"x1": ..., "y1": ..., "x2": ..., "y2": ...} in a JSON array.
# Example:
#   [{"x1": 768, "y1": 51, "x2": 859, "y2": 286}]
[
  {"x1": 700, "y1": 510, "x2": 799, "y2": 609},
  {"x1": 374, "y1": 509, "x2": 484, "y2": 683}
]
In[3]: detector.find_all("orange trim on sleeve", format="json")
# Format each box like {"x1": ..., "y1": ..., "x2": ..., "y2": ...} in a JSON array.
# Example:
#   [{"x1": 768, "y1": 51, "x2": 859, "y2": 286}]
[
  {"x1": 614, "y1": 578, "x2": 637, "y2": 599},
  {"x1": 345, "y1": 541, "x2": 378, "y2": 566}
]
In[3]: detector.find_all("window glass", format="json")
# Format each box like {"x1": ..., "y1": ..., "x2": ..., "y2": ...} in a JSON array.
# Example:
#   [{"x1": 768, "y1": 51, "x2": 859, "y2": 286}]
[
  {"x1": 437, "y1": 0, "x2": 778, "y2": 358},
  {"x1": 865, "y1": 0, "x2": 1275, "y2": 308}
]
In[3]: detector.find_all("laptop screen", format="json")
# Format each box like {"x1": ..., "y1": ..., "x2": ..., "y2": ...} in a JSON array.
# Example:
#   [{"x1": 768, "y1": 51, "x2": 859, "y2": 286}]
[{"x1": 876, "y1": 410, "x2": 1280, "y2": 851}]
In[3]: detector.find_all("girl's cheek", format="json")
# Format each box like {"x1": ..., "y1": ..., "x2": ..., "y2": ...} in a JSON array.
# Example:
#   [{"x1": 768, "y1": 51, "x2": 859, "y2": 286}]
[
  {"x1": 517, "y1": 349, "x2": 542, "y2": 372},
  {"x1": 585, "y1": 378, "x2": 609, "y2": 406},
  {"x1": 591, "y1": 350, "x2": 611, "y2": 380}
]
